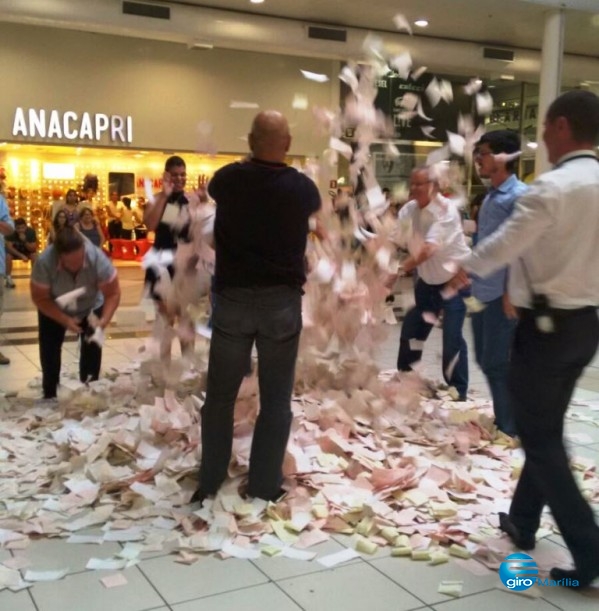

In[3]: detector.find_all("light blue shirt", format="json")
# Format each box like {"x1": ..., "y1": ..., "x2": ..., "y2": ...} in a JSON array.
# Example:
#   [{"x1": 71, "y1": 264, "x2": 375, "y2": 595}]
[
  {"x1": 0, "y1": 194, "x2": 15, "y2": 276},
  {"x1": 472, "y1": 174, "x2": 528, "y2": 302},
  {"x1": 31, "y1": 240, "x2": 115, "y2": 318}
]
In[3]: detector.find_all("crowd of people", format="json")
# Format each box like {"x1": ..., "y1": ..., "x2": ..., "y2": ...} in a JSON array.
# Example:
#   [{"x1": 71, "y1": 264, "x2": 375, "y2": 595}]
[{"x1": 0, "y1": 90, "x2": 597, "y2": 589}]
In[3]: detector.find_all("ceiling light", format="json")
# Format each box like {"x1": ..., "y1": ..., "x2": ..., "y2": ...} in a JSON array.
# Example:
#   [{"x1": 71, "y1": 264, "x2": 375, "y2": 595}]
[
  {"x1": 250, "y1": 0, "x2": 264, "y2": 4},
  {"x1": 414, "y1": 19, "x2": 429, "y2": 28}
]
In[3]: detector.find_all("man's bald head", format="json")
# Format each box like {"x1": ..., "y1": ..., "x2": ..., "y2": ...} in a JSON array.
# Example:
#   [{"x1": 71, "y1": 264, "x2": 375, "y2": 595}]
[{"x1": 249, "y1": 110, "x2": 291, "y2": 162}]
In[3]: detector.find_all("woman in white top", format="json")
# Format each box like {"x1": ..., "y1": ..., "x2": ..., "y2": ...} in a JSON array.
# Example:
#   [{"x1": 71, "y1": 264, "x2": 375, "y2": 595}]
[{"x1": 119, "y1": 197, "x2": 139, "y2": 239}]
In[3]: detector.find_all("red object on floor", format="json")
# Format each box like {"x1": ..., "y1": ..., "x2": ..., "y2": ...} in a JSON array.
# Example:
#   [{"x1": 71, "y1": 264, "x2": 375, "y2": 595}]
[
  {"x1": 110, "y1": 239, "x2": 123, "y2": 259},
  {"x1": 120, "y1": 240, "x2": 136, "y2": 260},
  {"x1": 134, "y1": 239, "x2": 151, "y2": 259}
]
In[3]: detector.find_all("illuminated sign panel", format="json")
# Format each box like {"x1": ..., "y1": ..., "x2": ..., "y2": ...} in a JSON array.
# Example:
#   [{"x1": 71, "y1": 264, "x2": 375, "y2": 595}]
[{"x1": 12, "y1": 108, "x2": 133, "y2": 144}]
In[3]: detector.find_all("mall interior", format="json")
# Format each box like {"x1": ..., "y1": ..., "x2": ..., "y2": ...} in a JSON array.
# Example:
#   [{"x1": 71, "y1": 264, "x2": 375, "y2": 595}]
[{"x1": 0, "y1": 1, "x2": 599, "y2": 610}]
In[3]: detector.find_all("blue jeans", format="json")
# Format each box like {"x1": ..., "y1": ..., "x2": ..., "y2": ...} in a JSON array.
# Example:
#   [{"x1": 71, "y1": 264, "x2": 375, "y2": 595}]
[
  {"x1": 199, "y1": 285, "x2": 302, "y2": 500},
  {"x1": 397, "y1": 278, "x2": 468, "y2": 398},
  {"x1": 471, "y1": 296, "x2": 517, "y2": 435}
]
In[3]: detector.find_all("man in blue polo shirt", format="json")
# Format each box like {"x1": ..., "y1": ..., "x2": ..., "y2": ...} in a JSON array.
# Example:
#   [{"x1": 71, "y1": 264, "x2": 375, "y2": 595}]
[
  {"x1": 471, "y1": 130, "x2": 527, "y2": 436},
  {"x1": 30, "y1": 226, "x2": 121, "y2": 399}
]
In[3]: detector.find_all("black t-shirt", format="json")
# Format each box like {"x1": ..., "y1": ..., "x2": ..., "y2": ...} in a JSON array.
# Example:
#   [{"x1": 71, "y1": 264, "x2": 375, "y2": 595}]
[
  {"x1": 6, "y1": 227, "x2": 37, "y2": 254},
  {"x1": 153, "y1": 192, "x2": 190, "y2": 250},
  {"x1": 208, "y1": 158, "x2": 321, "y2": 290}
]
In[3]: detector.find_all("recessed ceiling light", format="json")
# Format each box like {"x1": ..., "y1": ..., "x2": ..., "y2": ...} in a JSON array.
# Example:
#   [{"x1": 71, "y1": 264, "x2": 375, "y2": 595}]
[
  {"x1": 414, "y1": 19, "x2": 429, "y2": 28},
  {"x1": 250, "y1": 0, "x2": 264, "y2": 4}
]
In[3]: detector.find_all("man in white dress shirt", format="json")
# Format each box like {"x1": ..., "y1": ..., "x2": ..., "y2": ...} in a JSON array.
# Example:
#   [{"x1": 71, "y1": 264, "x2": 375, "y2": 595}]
[
  {"x1": 396, "y1": 167, "x2": 471, "y2": 399},
  {"x1": 454, "y1": 90, "x2": 599, "y2": 588}
]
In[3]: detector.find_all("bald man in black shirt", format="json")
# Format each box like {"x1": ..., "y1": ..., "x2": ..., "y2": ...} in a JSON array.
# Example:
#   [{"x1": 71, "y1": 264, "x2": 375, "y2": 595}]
[{"x1": 193, "y1": 111, "x2": 321, "y2": 503}]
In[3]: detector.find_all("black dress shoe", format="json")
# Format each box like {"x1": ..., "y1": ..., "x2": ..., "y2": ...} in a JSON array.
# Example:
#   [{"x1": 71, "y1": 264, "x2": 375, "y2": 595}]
[
  {"x1": 190, "y1": 488, "x2": 209, "y2": 505},
  {"x1": 498, "y1": 512, "x2": 536, "y2": 551},
  {"x1": 550, "y1": 566, "x2": 599, "y2": 589}
]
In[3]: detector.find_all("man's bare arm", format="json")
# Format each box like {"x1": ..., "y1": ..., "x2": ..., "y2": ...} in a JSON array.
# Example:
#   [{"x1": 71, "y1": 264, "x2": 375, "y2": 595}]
[{"x1": 97, "y1": 274, "x2": 121, "y2": 329}]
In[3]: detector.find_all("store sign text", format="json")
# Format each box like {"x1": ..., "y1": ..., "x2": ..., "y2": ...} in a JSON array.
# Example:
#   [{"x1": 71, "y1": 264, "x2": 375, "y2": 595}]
[{"x1": 12, "y1": 108, "x2": 133, "y2": 143}]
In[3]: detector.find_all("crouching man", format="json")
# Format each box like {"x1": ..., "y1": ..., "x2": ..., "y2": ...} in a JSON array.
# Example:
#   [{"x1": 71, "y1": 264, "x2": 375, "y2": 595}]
[{"x1": 30, "y1": 227, "x2": 121, "y2": 400}]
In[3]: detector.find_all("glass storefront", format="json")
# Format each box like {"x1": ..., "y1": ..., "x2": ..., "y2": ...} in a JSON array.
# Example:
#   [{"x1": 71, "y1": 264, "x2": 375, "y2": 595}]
[{"x1": 0, "y1": 143, "x2": 240, "y2": 248}]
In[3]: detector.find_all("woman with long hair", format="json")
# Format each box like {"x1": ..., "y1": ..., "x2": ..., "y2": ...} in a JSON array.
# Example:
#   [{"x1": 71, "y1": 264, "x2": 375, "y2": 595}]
[
  {"x1": 75, "y1": 206, "x2": 105, "y2": 249},
  {"x1": 62, "y1": 188, "x2": 80, "y2": 226},
  {"x1": 48, "y1": 209, "x2": 68, "y2": 244}
]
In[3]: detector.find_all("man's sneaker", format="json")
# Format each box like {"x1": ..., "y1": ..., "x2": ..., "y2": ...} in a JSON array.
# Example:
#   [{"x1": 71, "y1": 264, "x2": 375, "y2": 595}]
[
  {"x1": 5, "y1": 279, "x2": 15, "y2": 289},
  {"x1": 0, "y1": 352, "x2": 10, "y2": 365}
]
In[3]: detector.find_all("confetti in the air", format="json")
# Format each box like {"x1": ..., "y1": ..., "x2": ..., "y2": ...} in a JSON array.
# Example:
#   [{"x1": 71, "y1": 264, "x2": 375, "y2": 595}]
[
  {"x1": 476, "y1": 91, "x2": 494, "y2": 115},
  {"x1": 390, "y1": 52, "x2": 412, "y2": 80},
  {"x1": 393, "y1": 13, "x2": 413, "y2": 35},
  {"x1": 300, "y1": 69, "x2": 330, "y2": 83},
  {"x1": 463, "y1": 78, "x2": 483, "y2": 96}
]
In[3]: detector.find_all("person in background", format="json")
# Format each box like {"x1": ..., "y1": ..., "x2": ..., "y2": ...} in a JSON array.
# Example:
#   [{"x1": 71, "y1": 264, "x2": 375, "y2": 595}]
[
  {"x1": 30, "y1": 226, "x2": 120, "y2": 400},
  {"x1": 5, "y1": 217, "x2": 38, "y2": 288},
  {"x1": 0, "y1": 192, "x2": 15, "y2": 364},
  {"x1": 75, "y1": 207, "x2": 105, "y2": 250},
  {"x1": 47, "y1": 210, "x2": 68, "y2": 245},
  {"x1": 452, "y1": 90, "x2": 599, "y2": 588},
  {"x1": 106, "y1": 191, "x2": 123, "y2": 240},
  {"x1": 134, "y1": 197, "x2": 148, "y2": 239},
  {"x1": 470, "y1": 130, "x2": 527, "y2": 437},
  {"x1": 119, "y1": 197, "x2": 139, "y2": 240},
  {"x1": 61, "y1": 188, "x2": 81, "y2": 226},
  {"x1": 94, "y1": 204, "x2": 109, "y2": 244},
  {"x1": 396, "y1": 166, "x2": 471, "y2": 401},
  {"x1": 193, "y1": 110, "x2": 321, "y2": 504},
  {"x1": 80, "y1": 173, "x2": 99, "y2": 210}
]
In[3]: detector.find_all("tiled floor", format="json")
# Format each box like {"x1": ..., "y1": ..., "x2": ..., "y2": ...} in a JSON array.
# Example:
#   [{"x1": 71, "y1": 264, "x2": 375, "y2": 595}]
[{"x1": 1, "y1": 265, "x2": 599, "y2": 610}]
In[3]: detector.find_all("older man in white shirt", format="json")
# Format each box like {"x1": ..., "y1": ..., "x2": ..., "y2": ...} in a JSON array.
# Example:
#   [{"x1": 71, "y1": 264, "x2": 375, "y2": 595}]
[
  {"x1": 455, "y1": 90, "x2": 599, "y2": 588},
  {"x1": 396, "y1": 166, "x2": 471, "y2": 400}
]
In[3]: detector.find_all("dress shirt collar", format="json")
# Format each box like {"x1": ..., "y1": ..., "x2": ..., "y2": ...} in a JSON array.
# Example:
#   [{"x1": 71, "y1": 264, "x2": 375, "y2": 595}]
[
  {"x1": 490, "y1": 173, "x2": 519, "y2": 194},
  {"x1": 554, "y1": 149, "x2": 598, "y2": 167}
]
